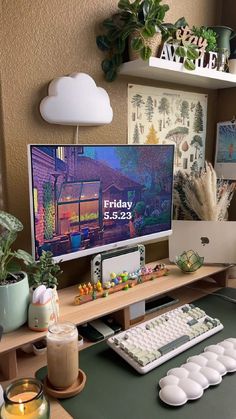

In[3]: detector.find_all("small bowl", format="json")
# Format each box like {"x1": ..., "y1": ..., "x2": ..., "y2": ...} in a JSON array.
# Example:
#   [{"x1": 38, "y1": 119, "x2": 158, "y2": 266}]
[
  {"x1": 32, "y1": 339, "x2": 47, "y2": 356},
  {"x1": 21, "y1": 343, "x2": 34, "y2": 354},
  {"x1": 175, "y1": 250, "x2": 204, "y2": 273}
]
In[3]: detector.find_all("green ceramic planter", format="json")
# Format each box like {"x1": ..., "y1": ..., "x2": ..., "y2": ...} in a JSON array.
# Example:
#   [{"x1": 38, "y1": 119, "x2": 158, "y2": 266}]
[
  {"x1": 0, "y1": 272, "x2": 30, "y2": 333},
  {"x1": 208, "y1": 26, "x2": 236, "y2": 55}
]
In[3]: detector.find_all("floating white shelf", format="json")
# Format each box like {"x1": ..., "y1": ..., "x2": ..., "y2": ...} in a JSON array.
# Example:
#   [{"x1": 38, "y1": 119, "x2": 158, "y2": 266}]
[{"x1": 119, "y1": 57, "x2": 236, "y2": 89}]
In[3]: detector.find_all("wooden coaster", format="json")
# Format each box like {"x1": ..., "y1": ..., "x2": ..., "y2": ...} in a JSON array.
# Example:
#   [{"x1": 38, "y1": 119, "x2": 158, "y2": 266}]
[{"x1": 43, "y1": 369, "x2": 86, "y2": 399}]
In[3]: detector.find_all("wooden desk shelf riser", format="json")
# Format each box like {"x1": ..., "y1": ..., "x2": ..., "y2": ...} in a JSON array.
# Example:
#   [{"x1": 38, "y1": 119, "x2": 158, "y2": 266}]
[{"x1": 0, "y1": 260, "x2": 230, "y2": 381}]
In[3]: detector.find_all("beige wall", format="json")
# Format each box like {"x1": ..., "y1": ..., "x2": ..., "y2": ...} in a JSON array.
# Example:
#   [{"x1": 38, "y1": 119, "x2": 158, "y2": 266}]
[
  {"x1": 1, "y1": 0, "x2": 222, "y2": 286},
  {"x1": 221, "y1": 0, "x2": 236, "y2": 28},
  {"x1": 0, "y1": 1, "x2": 6, "y2": 210}
]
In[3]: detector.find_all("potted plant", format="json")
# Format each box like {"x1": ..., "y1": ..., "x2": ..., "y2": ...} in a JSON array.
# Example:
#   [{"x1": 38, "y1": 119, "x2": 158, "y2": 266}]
[
  {"x1": 96, "y1": 0, "x2": 170, "y2": 81},
  {"x1": 28, "y1": 250, "x2": 62, "y2": 290},
  {"x1": 0, "y1": 211, "x2": 34, "y2": 333},
  {"x1": 164, "y1": 21, "x2": 218, "y2": 70},
  {"x1": 207, "y1": 26, "x2": 236, "y2": 57},
  {"x1": 192, "y1": 26, "x2": 218, "y2": 53},
  {"x1": 27, "y1": 250, "x2": 62, "y2": 317}
]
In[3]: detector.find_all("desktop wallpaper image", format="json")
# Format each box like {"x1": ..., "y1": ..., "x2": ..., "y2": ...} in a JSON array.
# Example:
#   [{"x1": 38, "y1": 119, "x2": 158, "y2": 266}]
[{"x1": 30, "y1": 145, "x2": 174, "y2": 259}]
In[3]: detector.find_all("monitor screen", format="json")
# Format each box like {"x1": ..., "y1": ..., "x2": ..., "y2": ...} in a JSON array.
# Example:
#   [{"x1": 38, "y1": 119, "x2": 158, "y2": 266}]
[{"x1": 28, "y1": 144, "x2": 174, "y2": 261}]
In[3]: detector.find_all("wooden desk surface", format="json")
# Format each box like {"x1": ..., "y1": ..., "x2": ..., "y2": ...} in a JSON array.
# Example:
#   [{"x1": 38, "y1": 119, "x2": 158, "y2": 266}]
[{"x1": 1, "y1": 278, "x2": 235, "y2": 419}]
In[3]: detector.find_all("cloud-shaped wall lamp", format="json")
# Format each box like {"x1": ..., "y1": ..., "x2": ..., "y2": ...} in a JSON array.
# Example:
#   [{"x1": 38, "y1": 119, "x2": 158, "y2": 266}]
[{"x1": 40, "y1": 73, "x2": 113, "y2": 126}]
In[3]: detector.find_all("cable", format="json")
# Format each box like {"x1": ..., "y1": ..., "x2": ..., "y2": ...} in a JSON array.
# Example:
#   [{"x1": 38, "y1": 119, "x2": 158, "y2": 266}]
[
  {"x1": 74, "y1": 125, "x2": 79, "y2": 144},
  {"x1": 183, "y1": 284, "x2": 236, "y2": 304}
]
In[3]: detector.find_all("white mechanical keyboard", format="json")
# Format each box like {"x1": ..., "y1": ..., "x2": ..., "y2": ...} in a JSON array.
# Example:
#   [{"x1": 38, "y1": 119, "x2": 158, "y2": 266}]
[{"x1": 107, "y1": 303, "x2": 223, "y2": 374}]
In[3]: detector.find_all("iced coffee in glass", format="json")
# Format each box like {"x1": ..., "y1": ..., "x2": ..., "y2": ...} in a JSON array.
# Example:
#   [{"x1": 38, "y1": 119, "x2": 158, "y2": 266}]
[{"x1": 47, "y1": 322, "x2": 78, "y2": 389}]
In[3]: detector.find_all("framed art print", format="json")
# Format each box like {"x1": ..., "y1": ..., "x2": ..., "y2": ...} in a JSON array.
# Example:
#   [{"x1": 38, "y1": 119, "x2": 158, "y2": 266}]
[
  {"x1": 214, "y1": 121, "x2": 236, "y2": 180},
  {"x1": 128, "y1": 84, "x2": 208, "y2": 174}
]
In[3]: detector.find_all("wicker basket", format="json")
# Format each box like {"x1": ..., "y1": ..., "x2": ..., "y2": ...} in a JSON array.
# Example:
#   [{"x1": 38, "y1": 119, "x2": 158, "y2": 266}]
[{"x1": 129, "y1": 31, "x2": 162, "y2": 61}]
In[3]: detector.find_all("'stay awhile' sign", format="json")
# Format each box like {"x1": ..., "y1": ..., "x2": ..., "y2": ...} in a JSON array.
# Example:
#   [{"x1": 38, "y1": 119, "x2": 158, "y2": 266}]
[
  {"x1": 160, "y1": 26, "x2": 218, "y2": 70},
  {"x1": 160, "y1": 43, "x2": 218, "y2": 70}
]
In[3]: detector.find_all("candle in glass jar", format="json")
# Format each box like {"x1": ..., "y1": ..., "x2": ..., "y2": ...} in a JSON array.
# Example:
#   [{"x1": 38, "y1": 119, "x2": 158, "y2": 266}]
[
  {"x1": 0, "y1": 378, "x2": 50, "y2": 418},
  {"x1": 10, "y1": 392, "x2": 38, "y2": 402}
]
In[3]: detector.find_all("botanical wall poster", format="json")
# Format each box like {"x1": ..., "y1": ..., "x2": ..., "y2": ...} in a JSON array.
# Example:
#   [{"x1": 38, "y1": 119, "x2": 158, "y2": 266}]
[
  {"x1": 128, "y1": 84, "x2": 208, "y2": 173},
  {"x1": 214, "y1": 121, "x2": 236, "y2": 180}
]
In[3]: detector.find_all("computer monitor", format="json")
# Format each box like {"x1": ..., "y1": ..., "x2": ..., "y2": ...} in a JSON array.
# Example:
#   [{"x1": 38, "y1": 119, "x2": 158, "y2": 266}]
[{"x1": 28, "y1": 144, "x2": 174, "y2": 262}]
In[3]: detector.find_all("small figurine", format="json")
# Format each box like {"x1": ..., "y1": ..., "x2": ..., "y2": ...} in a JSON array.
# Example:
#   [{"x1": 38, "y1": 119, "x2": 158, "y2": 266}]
[
  {"x1": 129, "y1": 272, "x2": 138, "y2": 280},
  {"x1": 92, "y1": 290, "x2": 97, "y2": 300},
  {"x1": 78, "y1": 284, "x2": 84, "y2": 295},
  {"x1": 96, "y1": 280, "x2": 103, "y2": 292},
  {"x1": 154, "y1": 263, "x2": 166, "y2": 271},
  {"x1": 121, "y1": 271, "x2": 129, "y2": 282},
  {"x1": 104, "y1": 281, "x2": 112, "y2": 289},
  {"x1": 113, "y1": 277, "x2": 119, "y2": 285}
]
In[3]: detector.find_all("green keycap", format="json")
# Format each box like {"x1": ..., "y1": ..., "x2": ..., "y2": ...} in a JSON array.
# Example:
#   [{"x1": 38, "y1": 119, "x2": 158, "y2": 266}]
[
  {"x1": 187, "y1": 319, "x2": 198, "y2": 326},
  {"x1": 182, "y1": 306, "x2": 189, "y2": 313}
]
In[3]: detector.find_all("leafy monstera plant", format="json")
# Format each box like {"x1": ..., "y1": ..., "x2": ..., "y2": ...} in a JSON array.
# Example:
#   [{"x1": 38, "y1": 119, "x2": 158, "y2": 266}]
[{"x1": 0, "y1": 210, "x2": 34, "y2": 284}]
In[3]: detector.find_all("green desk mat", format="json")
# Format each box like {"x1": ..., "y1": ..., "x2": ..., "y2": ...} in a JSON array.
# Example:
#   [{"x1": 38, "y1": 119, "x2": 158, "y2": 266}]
[{"x1": 36, "y1": 288, "x2": 236, "y2": 419}]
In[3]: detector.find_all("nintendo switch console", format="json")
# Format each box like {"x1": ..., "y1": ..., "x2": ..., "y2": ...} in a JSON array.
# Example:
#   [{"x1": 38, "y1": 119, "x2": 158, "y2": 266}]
[{"x1": 91, "y1": 244, "x2": 145, "y2": 284}]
